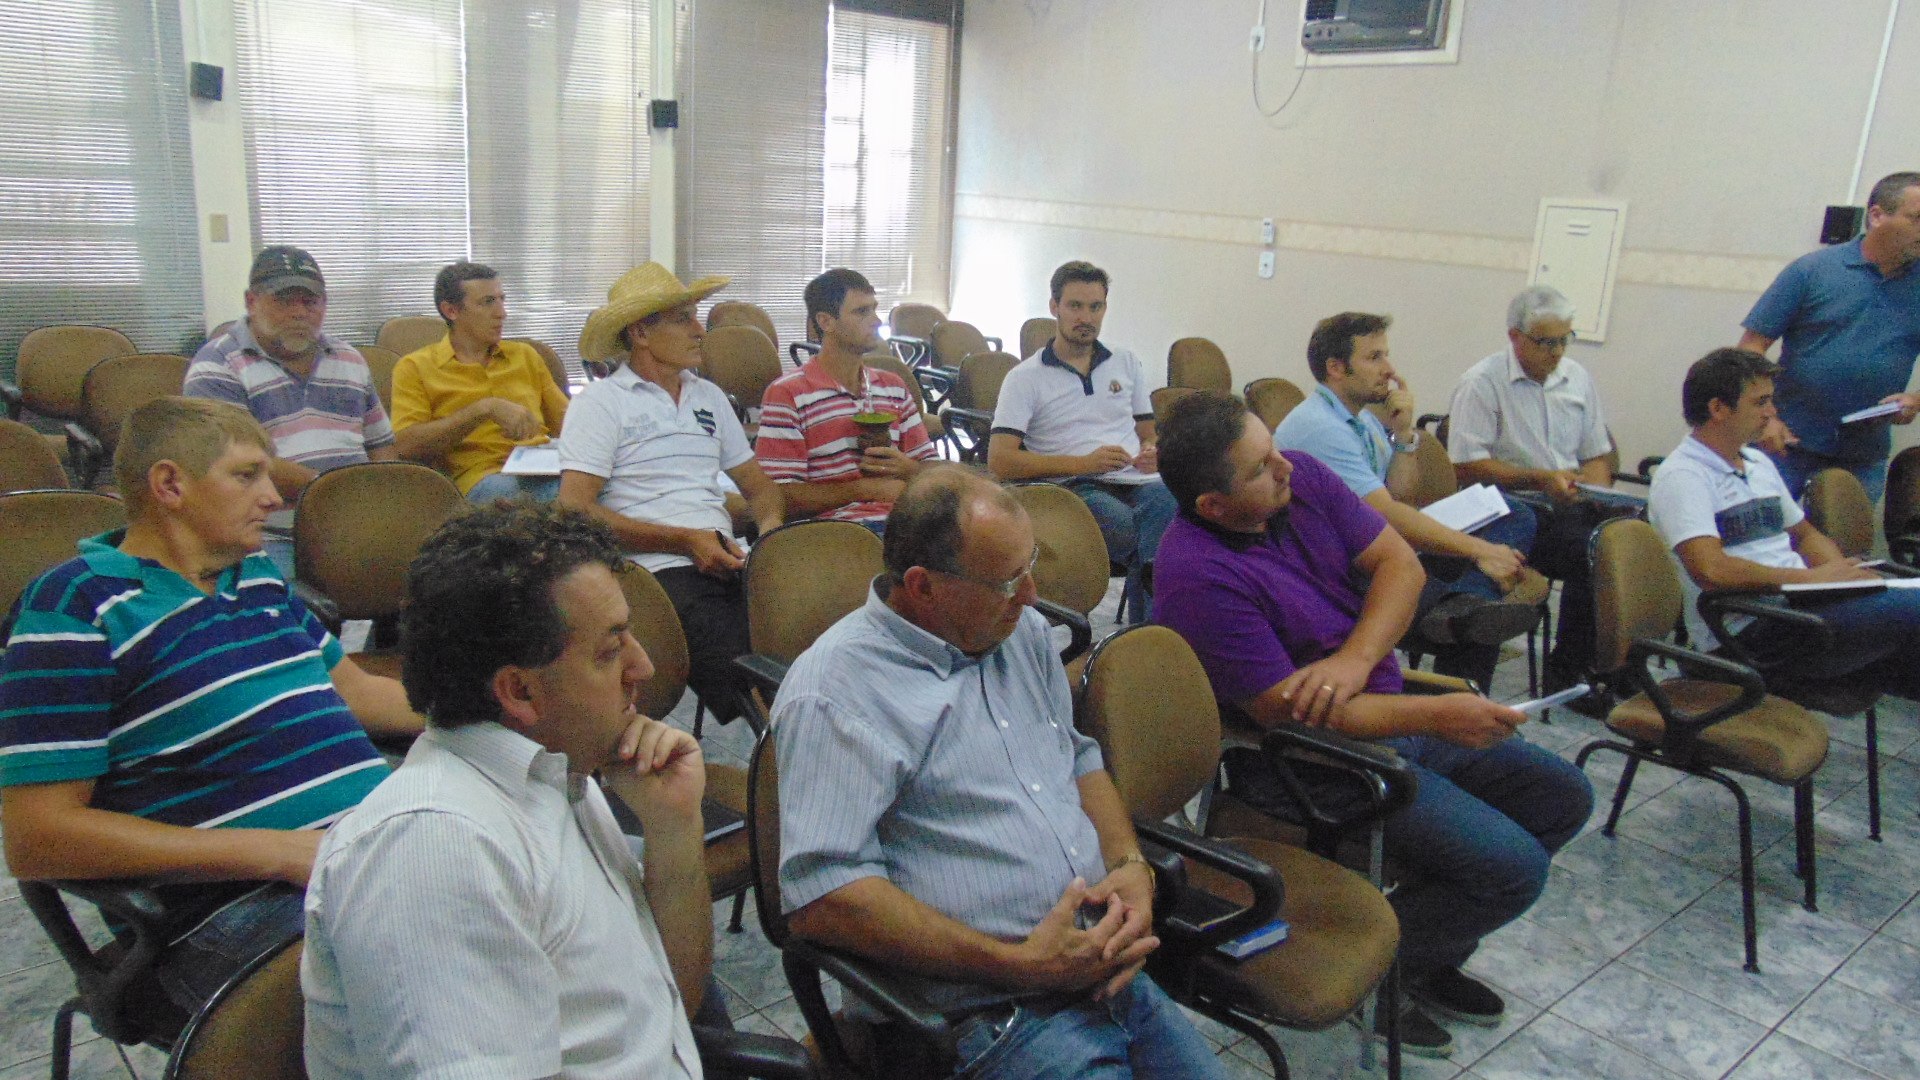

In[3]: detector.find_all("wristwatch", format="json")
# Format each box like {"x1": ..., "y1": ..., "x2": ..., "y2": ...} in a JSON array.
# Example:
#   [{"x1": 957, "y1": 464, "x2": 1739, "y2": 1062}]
[
  {"x1": 1391, "y1": 431, "x2": 1421, "y2": 454},
  {"x1": 1107, "y1": 851, "x2": 1156, "y2": 890}
]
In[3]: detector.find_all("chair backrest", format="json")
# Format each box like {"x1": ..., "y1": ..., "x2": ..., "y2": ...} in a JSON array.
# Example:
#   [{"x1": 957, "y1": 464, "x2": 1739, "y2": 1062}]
[
  {"x1": 0, "y1": 490, "x2": 127, "y2": 619},
  {"x1": 1010, "y1": 483, "x2": 1112, "y2": 615},
  {"x1": 701, "y1": 326, "x2": 783, "y2": 414},
  {"x1": 930, "y1": 320, "x2": 992, "y2": 369},
  {"x1": 293, "y1": 462, "x2": 464, "y2": 620},
  {"x1": 1591, "y1": 517, "x2": 1683, "y2": 674},
  {"x1": 746, "y1": 732, "x2": 793, "y2": 947},
  {"x1": 1167, "y1": 337, "x2": 1231, "y2": 392},
  {"x1": 745, "y1": 520, "x2": 885, "y2": 665},
  {"x1": 1151, "y1": 386, "x2": 1200, "y2": 429},
  {"x1": 1019, "y1": 317, "x2": 1056, "y2": 359},
  {"x1": 1243, "y1": 378, "x2": 1306, "y2": 431},
  {"x1": 620, "y1": 564, "x2": 692, "y2": 721},
  {"x1": 509, "y1": 337, "x2": 571, "y2": 396},
  {"x1": 707, "y1": 301, "x2": 781, "y2": 353},
  {"x1": 888, "y1": 302, "x2": 944, "y2": 341},
  {"x1": 951, "y1": 351, "x2": 1019, "y2": 413},
  {"x1": 1075, "y1": 625, "x2": 1221, "y2": 821},
  {"x1": 0, "y1": 418, "x2": 69, "y2": 494},
  {"x1": 1803, "y1": 467, "x2": 1875, "y2": 559},
  {"x1": 1887, "y1": 446, "x2": 1920, "y2": 541},
  {"x1": 164, "y1": 940, "x2": 306, "y2": 1080},
  {"x1": 14, "y1": 325, "x2": 136, "y2": 421},
  {"x1": 1388, "y1": 433, "x2": 1459, "y2": 509},
  {"x1": 374, "y1": 316, "x2": 446, "y2": 358},
  {"x1": 862, "y1": 351, "x2": 929, "y2": 414},
  {"x1": 357, "y1": 345, "x2": 401, "y2": 414},
  {"x1": 78, "y1": 354, "x2": 190, "y2": 456}
]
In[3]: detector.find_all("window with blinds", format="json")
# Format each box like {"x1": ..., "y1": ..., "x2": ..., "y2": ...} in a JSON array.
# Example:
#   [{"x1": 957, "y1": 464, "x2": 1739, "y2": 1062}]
[
  {"x1": 235, "y1": 0, "x2": 650, "y2": 374},
  {"x1": 0, "y1": 0, "x2": 204, "y2": 376},
  {"x1": 824, "y1": 1, "x2": 956, "y2": 314}
]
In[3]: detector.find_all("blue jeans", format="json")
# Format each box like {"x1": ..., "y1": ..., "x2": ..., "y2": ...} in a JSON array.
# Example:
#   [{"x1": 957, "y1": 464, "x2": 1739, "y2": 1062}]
[
  {"x1": 951, "y1": 974, "x2": 1226, "y2": 1079},
  {"x1": 466, "y1": 471, "x2": 562, "y2": 503},
  {"x1": 1061, "y1": 478, "x2": 1177, "y2": 625},
  {"x1": 1228, "y1": 734, "x2": 1592, "y2": 977},
  {"x1": 1768, "y1": 445, "x2": 1888, "y2": 503},
  {"x1": 1736, "y1": 587, "x2": 1920, "y2": 701},
  {"x1": 152, "y1": 882, "x2": 306, "y2": 1016},
  {"x1": 1414, "y1": 503, "x2": 1539, "y2": 687}
]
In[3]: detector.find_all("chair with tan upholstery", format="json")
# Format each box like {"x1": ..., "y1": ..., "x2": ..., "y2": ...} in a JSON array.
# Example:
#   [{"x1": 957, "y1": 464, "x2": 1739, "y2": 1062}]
[
  {"x1": 1802, "y1": 466, "x2": 1876, "y2": 559},
  {"x1": 740, "y1": 520, "x2": 886, "y2": 729},
  {"x1": 928, "y1": 319, "x2": 1002, "y2": 371},
  {"x1": 1574, "y1": 518, "x2": 1826, "y2": 973},
  {"x1": 601, "y1": 565, "x2": 754, "y2": 933},
  {"x1": 1243, "y1": 378, "x2": 1306, "y2": 431},
  {"x1": 0, "y1": 490, "x2": 126, "y2": 626},
  {"x1": 1004, "y1": 483, "x2": 1110, "y2": 664},
  {"x1": 863, "y1": 350, "x2": 946, "y2": 450},
  {"x1": 886, "y1": 302, "x2": 945, "y2": 368},
  {"x1": 707, "y1": 300, "x2": 782, "y2": 357},
  {"x1": 939, "y1": 351, "x2": 1019, "y2": 463},
  {"x1": 0, "y1": 418, "x2": 70, "y2": 494},
  {"x1": 701, "y1": 325, "x2": 782, "y2": 434},
  {"x1": 1167, "y1": 337, "x2": 1231, "y2": 392},
  {"x1": 508, "y1": 336, "x2": 572, "y2": 396},
  {"x1": 292, "y1": 462, "x2": 464, "y2": 679},
  {"x1": 65, "y1": 354, "x2": 191, "y2": 487},
  {"x1": 1886, "y1": 446, "x2": 1920, "y2": 564},
  {"x1": 1077, "y1": 625, "x2": 1403, "y2": 1080},
  {"x1": 1, "y1": 326, "x2": 135, "y2": 435},
  {"x1": 358, "y1": 344, "x2": 401, "y2": 415},
  {"x1": 1151, "y1": 385, "x2": 1200, "y2": 428},
  {"x1": 374, "y1": 315, "x2": 446, "y2": 358},
  {"x1": 1018, "y1": 317, "x2": 1056, "y2": 359}
]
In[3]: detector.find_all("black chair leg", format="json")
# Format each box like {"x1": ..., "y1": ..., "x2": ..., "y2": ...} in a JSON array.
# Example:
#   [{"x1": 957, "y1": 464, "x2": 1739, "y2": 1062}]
[
  {"x1": 1601, "y1": 755, "x2": 1640, "y2": 836},
  {"x1": 728, "y1": 892, "x2": 746, "y2": 934},
  {"x1": 1794, "y1": 778, "x2": 1818, "y2": 913},
  {"x1": 1865, "y1": 706, "x2": 1882, "y2": 842},
  {"x1": 1213, "y1": 1008, "x2": 1288, "y2": 1080},
  {"x1": 1698, "y1": 769, "x2": 1761, "y2": 973},
  {"x1": 692, "y1": 700, "x2": 707, "y2": 741},
  {"x1": 50, "y1": 999, "x2": 77, "y2": 1080}
]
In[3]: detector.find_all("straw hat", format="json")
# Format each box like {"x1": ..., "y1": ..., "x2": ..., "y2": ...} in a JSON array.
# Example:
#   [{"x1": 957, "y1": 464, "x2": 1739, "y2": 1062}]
[{"x1": 578, "y1": 263, "x2": 730, "y2": 363}]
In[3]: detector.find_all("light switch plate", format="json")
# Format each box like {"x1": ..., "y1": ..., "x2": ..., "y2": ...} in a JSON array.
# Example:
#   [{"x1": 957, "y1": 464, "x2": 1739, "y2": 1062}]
[{"x1": 1258, "y1": 251, "x2": 1276, "y2": 278}]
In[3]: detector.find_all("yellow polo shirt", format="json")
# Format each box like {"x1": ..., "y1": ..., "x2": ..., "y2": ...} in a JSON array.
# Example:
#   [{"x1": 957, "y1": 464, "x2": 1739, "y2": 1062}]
[{"x1": 391, "y1": 337, "x2": 570, "y2": 494}]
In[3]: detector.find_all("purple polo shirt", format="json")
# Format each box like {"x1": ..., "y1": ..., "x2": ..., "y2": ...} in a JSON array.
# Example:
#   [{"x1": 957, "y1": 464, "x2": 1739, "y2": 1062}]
[{"x1": 1152, "y1": 450, "x2": 1403, "y2": 705}]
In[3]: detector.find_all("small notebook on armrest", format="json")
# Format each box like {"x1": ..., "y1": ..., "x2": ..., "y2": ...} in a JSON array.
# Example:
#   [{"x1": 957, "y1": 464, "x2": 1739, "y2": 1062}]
[{"x1": 1421, "y1": 483, "x2": 1511, "y2": 534}]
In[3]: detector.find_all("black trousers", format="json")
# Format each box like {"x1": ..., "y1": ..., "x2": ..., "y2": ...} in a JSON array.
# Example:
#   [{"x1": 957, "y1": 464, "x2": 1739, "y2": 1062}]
[{"x1": 654, "y1": 566, "x2": 752, "y2": 723}]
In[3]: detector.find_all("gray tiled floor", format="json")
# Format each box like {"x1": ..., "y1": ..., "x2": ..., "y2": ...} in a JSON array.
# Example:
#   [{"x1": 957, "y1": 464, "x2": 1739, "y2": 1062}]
[{"x1": 4, "y1": 590, "x2": 1919, "y2": 1078}]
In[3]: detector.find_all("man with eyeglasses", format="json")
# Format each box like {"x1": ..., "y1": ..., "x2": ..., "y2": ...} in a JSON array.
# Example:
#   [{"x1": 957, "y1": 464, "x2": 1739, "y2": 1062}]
[
  {"x1": 771, "y1": 465, "x2": 1227, "y2": 1080},
  {"x1": 1447, "y1": 285, "x2": 1630, "y2": 698}
]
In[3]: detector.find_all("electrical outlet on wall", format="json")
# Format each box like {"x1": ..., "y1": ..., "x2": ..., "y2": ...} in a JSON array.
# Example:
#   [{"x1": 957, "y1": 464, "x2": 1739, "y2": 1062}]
[
  {"x1": 1249, "y1": 25, "x2": 1266, "y2": 51},
  {"x1": 1258, "y1": 252, "x2": 1276, "y2": 278}
]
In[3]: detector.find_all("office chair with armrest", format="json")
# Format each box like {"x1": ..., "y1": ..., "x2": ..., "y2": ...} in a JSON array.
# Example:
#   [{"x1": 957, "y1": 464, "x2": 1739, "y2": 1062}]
[
  {"x1": 1886, "y1": 446, "x2": 1920, "y2": 564},
  {"x1": 1244, "y1": 378, "x2": 1306, "y2": 431},
  {"x1": 0, "y1": 490, "x2": 128, "y2": 624},
  {"x1": 1018, "y1": 317, "x2": 1056, "y2": 360},
  {"x1": 740, "y1": 520, "x2": 887, "y2": 731},
  {"x1": 708, "y1": 301, "x2": 782, "y2": 357},
  {"x1": 20, "y1": 878, "x2": 186, "y2": 1080},
  {"x1": 507, "y1": 336, "x2": 571, "y2": 397},
  {"x1": 701, "y1": 325, "x2": 782, "y2": 435},
  {"x1": 0, "y1": 418, "x2": 72, "y2": 494},
  {"x1": 928, "y1": 320, "x2": 1002, "y2": 373},
  {"x1": 1167, "y1": 337, "x2": 1231, "y2": 392},
  {"x1": 65, "y1": 354, "x2": 190, "y2": 488},
  {"x1": 885, "y1": 303, "x2": 944, "y2": 369},
  {"x1": 938, "y1": 351, "x2": 1018, "y2": 464},
  {"x1": 374, "y1": 316, "x2": 446, "y2": 358},
  {"x1": 2, "y1": 326, "x2": 136, "y2": 436},
  {"x1": 357, "y1": 345, "x2": 401, "y2": 416}
]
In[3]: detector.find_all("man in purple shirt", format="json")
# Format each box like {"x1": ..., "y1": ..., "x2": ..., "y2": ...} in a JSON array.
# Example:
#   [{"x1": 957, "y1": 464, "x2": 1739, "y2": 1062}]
[{"x1": 1151, "y1": 391, "x2": 1592, "y2": 1060}]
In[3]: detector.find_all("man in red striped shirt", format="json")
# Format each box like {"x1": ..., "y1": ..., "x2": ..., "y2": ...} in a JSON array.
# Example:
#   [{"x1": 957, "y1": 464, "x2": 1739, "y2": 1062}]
[{"x1": 755, "y1": 269, "x2": 937, "y2": 532}]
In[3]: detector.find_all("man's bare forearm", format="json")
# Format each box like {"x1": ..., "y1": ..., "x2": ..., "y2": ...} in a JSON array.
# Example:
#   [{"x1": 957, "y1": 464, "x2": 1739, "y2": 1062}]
[{"x1": 789, "y1": 877, "x2": 1028, "y2": 988}]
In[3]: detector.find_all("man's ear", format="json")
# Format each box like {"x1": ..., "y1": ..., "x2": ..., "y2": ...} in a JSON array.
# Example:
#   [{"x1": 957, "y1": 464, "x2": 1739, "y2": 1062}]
[
  {"x1": 147, "y1": 460, "x2": 189, "y2": 510},
  {"x1": 1193, "y1": 490, "x2": 1226, "y2": 524},
  {"x1": 437, "y1": 299, "x2": 461, "y2": 324},
  {"x1": 491, "y1": 666, "x2": 541, "y2": 732},
  {"x1": 896, "y1": 566, "x2": 938, "y2": 605}
]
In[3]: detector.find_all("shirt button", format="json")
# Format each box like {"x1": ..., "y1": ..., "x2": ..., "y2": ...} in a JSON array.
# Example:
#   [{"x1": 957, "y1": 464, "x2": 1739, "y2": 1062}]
[
  {"x1": 1070, "y1": 847, "x2": 1079, "y2": 857},
  {"x1": 1030, "y1": 783, "x2": 1041, "y2": 793},
  {"x1": 1000, "y1": 721, "x2": 1009, "y2": 728}
]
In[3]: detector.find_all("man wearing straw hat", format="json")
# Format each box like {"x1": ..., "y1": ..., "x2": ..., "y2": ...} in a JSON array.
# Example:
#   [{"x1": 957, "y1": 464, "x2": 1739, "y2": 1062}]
[{"x1": 557, "y1": 264, "x2": 785, "y2": 725}]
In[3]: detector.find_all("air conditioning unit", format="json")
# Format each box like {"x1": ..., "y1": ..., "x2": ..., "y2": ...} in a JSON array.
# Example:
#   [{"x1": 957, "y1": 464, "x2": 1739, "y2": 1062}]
[{"x1": 1302, "y1": 0, "x2": 1450, "y2": 54}]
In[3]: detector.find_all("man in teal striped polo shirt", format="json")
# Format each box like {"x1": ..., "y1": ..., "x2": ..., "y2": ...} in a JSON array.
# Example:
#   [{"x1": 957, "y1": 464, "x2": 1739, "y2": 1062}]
[{"x1": 0, "y1": 396, "x2": 421, "y2": 1019}]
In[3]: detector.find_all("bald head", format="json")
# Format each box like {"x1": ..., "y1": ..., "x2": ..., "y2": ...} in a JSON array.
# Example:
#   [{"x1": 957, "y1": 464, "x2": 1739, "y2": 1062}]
[{"x1": 882, "y1": 464, "x2": 1024, "y2": 584}]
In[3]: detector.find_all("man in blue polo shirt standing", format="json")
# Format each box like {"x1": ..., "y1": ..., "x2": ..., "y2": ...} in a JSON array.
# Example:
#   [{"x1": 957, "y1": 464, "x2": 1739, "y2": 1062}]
[
  {"x1": 987, "y1": 261, "x2": 1175, "y2": 622},
  {"x1": 1740, "y1": 171, "x2": 1920, "y2": 500},
  {"x1": 0, "y1": 396, "x2": 420, "y2": 1022},
  {"x1": 1274, "y1": 312, "x2": 1541, "y2": 688}
]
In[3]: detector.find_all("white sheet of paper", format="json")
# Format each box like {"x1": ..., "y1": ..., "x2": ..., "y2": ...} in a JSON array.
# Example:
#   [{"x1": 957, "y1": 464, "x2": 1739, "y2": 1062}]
[
  {"x1": 1421, "y1": 483, "x2": 1510, "y2": 534},
  {"x1": 501, "y1": 444, "x2": 561, "y2": 476},
  {"x1": 1841, "y1": 401, "x2": 1903, "y2": 424}
]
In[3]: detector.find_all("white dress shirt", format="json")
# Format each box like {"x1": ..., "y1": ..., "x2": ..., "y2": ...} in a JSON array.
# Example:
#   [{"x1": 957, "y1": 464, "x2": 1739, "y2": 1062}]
[
  {"x1": 1447, "y1": 347, "x2": 1612, "y2": 473},
  {"x1": 302, "y1": 723, "x2": 702, "y2": 1080}
]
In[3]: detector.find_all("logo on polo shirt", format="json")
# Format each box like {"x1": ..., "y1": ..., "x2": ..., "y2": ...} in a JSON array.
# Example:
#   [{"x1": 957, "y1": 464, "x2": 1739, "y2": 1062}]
[
  {"x1": 693, "y1": 408, "x2": 717, "y2": 435},
  {"x1": 1109, "y1": 380, "x2": 1122, "y2": 394}
]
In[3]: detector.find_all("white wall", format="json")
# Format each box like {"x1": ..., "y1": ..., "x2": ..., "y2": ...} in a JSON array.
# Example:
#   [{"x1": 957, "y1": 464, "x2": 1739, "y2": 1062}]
[
  {"x1": 949, "y1": 0, "x2": 1920, "y2": 468},
  {"x1": 178, "y1": 0, "x2": 255, "y2": 330}
]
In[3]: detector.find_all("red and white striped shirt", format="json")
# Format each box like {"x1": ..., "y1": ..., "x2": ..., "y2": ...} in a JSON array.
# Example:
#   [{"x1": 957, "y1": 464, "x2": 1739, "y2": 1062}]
[{"x1": 754, "y1": 356, "x2": 936, "y2": 524}]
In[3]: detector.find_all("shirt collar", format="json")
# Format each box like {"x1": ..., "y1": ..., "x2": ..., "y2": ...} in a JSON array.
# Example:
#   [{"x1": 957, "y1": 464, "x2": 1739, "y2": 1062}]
[
  {"x1": 861, "y1": 579, "x2": 986, "y2": 678},
  {"x1": 610, "y1": 361, "x2": 686, "y2": 399},
  {"x1": 1312, "y1": 382, "x2": 1362, "y2": 421},
  {"x1": 416, "y1": 335, "x2": 500, "y2": 368},
  {"x1": 1840, "y1": 236, "x2": 1872, "y2": 268},
  {"x1": 418, "y1": 721, "x2": 575, "y2": 798},
  {"x1": 1503, "y1": 345, "x2": 1566, "y2": 390},
  {"x1": 1039, "y1": 340, "x2": 1114, "y2": 372},
  {"x1": 794, "y1": 354, "x2": 869, "y2": 399},
  {"x1": 1175, "y1": 507, "x2": 1282, "y2": 553},
  {"x1": 1675, "y1": 432, "x2": 1764, "y2": 476},
  {"x1": 77, "y1": 529, "x2": 259, "y2": 597}
]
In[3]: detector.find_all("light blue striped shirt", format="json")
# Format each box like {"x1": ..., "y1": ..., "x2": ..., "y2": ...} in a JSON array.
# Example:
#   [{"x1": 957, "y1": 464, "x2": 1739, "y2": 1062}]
[{"x1": 773, "y1": 584, "x2": 1108, "y2": 1013}]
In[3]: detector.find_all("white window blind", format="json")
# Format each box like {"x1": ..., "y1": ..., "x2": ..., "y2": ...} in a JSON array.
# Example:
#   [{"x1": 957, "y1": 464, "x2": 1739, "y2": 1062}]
[
  {"x1": 0, "y1": 0, "x2": 203, "y2": 376},
  {"x1": 678, "y1": 0, "x2": 830, "y2": 347},
  {"x1": 825, "y1": 1, "x2": 955, "y2": 313},
  {"x1": 464, "y1": 1, "x2": 650, "y2": 377},
  {"x1": 236, "y1": 0, "x2": 651, "y2": 371},
  {"x1": 234, "y1": 0, "x2": 470, "y2": 346}
]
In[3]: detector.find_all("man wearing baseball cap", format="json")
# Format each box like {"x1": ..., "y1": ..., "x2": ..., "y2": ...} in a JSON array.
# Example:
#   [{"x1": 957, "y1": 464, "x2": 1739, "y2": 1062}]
[
  {"x1": 556, "y1": 263, "x2": 785, "y2": 724},
  {"x1": 185, "y1": 245, "x2": 397, "y2": 577}
]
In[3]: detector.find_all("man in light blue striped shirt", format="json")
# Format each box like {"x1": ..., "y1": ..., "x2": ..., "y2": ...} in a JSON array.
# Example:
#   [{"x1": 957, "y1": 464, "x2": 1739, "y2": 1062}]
[{"x1": 773, "y1": 466, "x2": 1226, "y2": 1079}]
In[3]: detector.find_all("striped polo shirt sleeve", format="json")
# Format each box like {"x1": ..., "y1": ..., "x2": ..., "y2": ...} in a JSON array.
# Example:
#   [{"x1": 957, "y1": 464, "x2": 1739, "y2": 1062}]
[
  {"x1": 752, "y1": 376, "x2": 811, "y2": 483},
  {"x1": 0, "y1": 565, "x2": 118, "y2": 786}
]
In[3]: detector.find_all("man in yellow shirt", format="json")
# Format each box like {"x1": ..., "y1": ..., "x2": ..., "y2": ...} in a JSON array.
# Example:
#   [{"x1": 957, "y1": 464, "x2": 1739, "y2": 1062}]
[{"x1": 392, "y1": 262, "x2": 571, "y2": 501}]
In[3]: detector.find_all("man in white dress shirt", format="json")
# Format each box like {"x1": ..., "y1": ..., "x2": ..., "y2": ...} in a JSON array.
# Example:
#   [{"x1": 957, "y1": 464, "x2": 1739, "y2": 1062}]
[{"x1": 302, "y1": 501, "x2": 711, "y2": 1079}]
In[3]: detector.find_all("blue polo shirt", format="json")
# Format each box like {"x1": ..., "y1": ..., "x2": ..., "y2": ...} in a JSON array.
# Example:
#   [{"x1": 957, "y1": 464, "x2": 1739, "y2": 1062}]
[
  {"x1": 0, "y1": 533, "x2": 388, "y2": 829},
  {"x1": 1743, "y1": 237, "x2": 1920, "y2": 462},
  {"x1": 1271, "y1": 383, "x2": 1392, "y2": 497}
]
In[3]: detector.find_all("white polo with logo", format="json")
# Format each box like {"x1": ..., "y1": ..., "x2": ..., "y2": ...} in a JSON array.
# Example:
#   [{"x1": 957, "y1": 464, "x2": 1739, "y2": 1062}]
[{"x1": 990, "y1": 342, "x2": 1156, "y2": 484}]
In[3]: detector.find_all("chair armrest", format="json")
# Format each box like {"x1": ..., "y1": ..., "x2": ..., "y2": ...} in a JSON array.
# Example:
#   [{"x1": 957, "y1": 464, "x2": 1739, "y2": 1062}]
[
  {"x1": 785, "y1": 938, "x2": 956, "y2": 1060},
  {"x1": 788, "y1": 342, "x2": 821, "y2": 366},
  {"x1": 18, "y1": 878, "x2": 177, "y2": 1044},
  {"x1": 1251, "y1": 720, "x2": 1419, "y2": 846},
  {"x1": 941, "y1": 406, "x2": 992, "y2": 433},
  {"x1": 1613, "y1": 455, "x2": 1665, "y2": 487},
  {"x1": 1030, "y1": 597, "x2": 1092, "y2": 664},
  {"x1": 984, "y1": 336, "x2": 1004, "y2": 352},
  {"x1": 1400, "y1": 669, "x2": 1477, "y2": 696},
  {"x1": 0, "y1": 378, "x2": 22, "y2": 419},
  {"x1": 1622, "y1": 638, "x2": 1766, "y2": 761},
  {"x1": 733, "y1": 653, "x2": 790, "y2": 700},
  {"x1": 692, "y1": 1024, "x2": 817, "y2": 1080},
  {"x1": 913, "y1": 365, "x2": 957, "y2": 396},
  {"x1": 1697, "y1": 590, "x2": 1836, "y2": 672},
  {"x1": 1415, "y1": 413, "x2": 1446, "y2": 435},
  {"x1": 64, "y1": 422, "x2": 105, "y2": 486},
  {"x1": 1133, "y1": 818, "x2": 1285, "y2": 949}
]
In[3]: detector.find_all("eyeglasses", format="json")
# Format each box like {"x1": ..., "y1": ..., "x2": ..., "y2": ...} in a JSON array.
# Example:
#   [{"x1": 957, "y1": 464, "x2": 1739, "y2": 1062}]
[
  {"x1": 1523, "y1": 330, "x2": 1577, "y2": 350},
  {"x1": 931, "y1": 547, "x2": 1041, "y2": 598}
]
